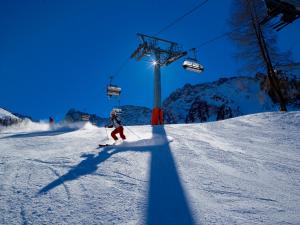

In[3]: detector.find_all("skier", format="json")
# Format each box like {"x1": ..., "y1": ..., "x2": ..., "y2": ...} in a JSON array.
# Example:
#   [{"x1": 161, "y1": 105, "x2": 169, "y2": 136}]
[
  {"x1": 49, "y1": 116, "x2": 54, "y2": 125},
  {"x1": 105, "y1": 109, "x2": 126, "y2": 143}
]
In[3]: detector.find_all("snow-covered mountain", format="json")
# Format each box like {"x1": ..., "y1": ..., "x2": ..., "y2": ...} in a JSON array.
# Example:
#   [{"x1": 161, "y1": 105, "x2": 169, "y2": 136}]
[
  {"x1": 64, "y1": 74, "x2": 300, "y2": 126},
  {"x1": 163, "y1": 74, "x2": 300, "y2": 124},
  {"x1": 64, "y1": 108, "x2": 108, "y2": 126},
  {"x1": 12, "y1": 112, "x2": 37, "y2": 122},
  {"x1": 0, "y1": 112, "x2": 299, "y2": 224},
  {"x1": 0, "y1": 108, "x2": 21, "y2": 126},
  {"x1": 61, "y1": 74, "x2": 300, "y2": 126},
  {"x1": 118, "y1": 105, "x2": 152, "y2": 125},
  {"x1": 64, "y1": 105, "x2": 152, "y2": 126}
]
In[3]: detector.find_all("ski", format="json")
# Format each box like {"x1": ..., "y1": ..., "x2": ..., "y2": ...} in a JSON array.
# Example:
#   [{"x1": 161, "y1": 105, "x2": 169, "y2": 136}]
[
  {"x1": 97, "y1": 144, "x2": 111, "y2": 148},
  {"x1": 97, "y1": 140, "x2": 124, "y2": 149}
]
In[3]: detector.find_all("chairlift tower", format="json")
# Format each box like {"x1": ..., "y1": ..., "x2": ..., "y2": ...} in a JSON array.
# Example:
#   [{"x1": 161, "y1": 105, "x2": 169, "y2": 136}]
[{"x1": 131, "y1": 33, "x2": 187, "y2": 125}]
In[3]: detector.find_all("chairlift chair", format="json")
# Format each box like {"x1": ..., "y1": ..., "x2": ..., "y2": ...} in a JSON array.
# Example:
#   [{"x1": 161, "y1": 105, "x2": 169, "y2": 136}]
[
  {"x1": 182, "y1": 48, "x2": 204, "y2": 73},
  {"x1": 106, "y1": 76, "x2": 122, "y2": 116},
  {"x1": 182, "y1": 59, "x2": 204, "y2": 73},
  {"x1": 107, "y1": 76, "x2": 122, "y2": 97},
  {"x1": 107, "y1": 85, "x2": 122, "y2": 97},
  {"x1": 81, "y1": 114, "x2": 90, "y2": 121},
  {"x1": 112, "y1": 108, "x2": 122, "y2": 114}
]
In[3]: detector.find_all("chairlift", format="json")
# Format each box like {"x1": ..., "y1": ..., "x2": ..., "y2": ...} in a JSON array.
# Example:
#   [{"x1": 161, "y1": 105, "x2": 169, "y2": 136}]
[
  {"x1": 182, "y1": 48, "x2": 204, "y2": 73},
  {"x1": 106, "y1": 76, "x2": 122, "y2": 115},
  {"x1": 81, "y1": 114, "x2": 90, "y2": 121},
  {"x1": 112, "y1": 108, "x2": 122, "y2": 114},
  {"x1": 107, "y1": 76, "x2": 122, "y2": 97},
  {"x1": 107, "y1": 85, "x2": 122, "y2": 97}
]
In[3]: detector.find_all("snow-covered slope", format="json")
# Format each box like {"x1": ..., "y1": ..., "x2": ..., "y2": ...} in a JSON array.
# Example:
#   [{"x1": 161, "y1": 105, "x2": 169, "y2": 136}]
[{"x1": 0, "y1": 112, "x2": 299, "y2": 225}]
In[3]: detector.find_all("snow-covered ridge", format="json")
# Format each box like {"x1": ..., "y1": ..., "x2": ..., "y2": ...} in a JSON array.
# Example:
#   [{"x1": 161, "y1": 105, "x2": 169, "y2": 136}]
[
  {"x1": 163, "y1": 75, "x2": 300, "y2": 124},
  {"x1": 64, "y1": 105, "x2": 152, "y2": 126},
  {"x1": 0, "y1": 108, "x2": 21, "y2": 127},
  {"x1": 0, "y1": 111, "x2": 299, "y2": 224},
  {"x1": 0, "y1": 108, "x2": 19, "y2": 120},
  {"x1": 64, "y1": 75, "x2": 299, "y2": 127}
]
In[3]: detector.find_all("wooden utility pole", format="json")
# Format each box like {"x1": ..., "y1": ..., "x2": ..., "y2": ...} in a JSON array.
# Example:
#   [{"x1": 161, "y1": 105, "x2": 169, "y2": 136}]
[{"x1": 248, "y1": 0, "x2": 287, "y2": 111}]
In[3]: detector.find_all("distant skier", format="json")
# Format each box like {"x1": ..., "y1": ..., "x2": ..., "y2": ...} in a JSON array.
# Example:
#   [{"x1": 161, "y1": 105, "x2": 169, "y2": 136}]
[
  {"x1": 105, "y1": 109, "x2": 126, "y2": 143},
  {"x1": 49, "y1": 116, "x2": 54, "y2": 125}
]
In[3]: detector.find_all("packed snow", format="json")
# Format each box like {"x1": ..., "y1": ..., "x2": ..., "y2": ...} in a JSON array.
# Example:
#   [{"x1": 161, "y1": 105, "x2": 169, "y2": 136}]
[{"x1": 0, "y1": 112, "x2": 299, "y2": 225}]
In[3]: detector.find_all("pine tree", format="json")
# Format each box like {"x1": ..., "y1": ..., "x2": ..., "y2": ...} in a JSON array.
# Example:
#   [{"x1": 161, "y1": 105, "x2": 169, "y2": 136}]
[
  {"x1": 229, "y1": 0, "x2": 291, "y2": 111},
  {"x1": 229, "y1": 0, "x2": 292, "y2": 73}
]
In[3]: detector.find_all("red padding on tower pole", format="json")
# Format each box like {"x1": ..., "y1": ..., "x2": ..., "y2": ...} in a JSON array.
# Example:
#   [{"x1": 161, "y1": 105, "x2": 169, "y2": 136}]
[{"x1": 151, "y1": 108, "x2": 164, "y2": 125}]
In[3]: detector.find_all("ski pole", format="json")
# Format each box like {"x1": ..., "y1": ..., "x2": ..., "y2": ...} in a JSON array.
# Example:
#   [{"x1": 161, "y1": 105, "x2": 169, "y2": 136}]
[
  {"x1": 125, "y1": 126, "x2": 141, "y2": 139},
  {"x1": 104, "y1": 126, "x2": 110, "y2": 141}
]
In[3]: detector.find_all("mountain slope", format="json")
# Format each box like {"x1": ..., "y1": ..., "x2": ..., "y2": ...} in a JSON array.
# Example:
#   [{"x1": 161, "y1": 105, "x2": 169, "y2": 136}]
[
  {"x1": 163, "y1": 75, "x2": 299, "y2": 124},
  {"x1": 0, "y1": 108, "x2": 19, "y2": 120},
  {"x1": 0, "y1": 112, "x2": 299, "y2": 224},
  {"x1": 0, "y1": 108, "x2": 21, "y2": 126},
  {"x1": 118, "y1": 105, "x2": 152, "y2": 125},
  {"x1": 64, "y1": 105, "x2": 152, "y2": 126}
]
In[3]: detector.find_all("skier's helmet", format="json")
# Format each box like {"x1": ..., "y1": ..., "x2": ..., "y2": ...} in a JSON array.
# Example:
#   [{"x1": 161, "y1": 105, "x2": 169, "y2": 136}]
[{"x1": 110, "y1": 109, "x2": 117, "y2": 117}]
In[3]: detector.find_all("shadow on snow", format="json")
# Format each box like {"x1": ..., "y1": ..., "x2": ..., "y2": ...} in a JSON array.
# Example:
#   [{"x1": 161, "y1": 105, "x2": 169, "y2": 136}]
[
  {"x1": 0, "y1": 128, "x2": 78, "y2": 139},
  {"x1": 38, "y1": 125, "x2": 195, "y2": 225}
]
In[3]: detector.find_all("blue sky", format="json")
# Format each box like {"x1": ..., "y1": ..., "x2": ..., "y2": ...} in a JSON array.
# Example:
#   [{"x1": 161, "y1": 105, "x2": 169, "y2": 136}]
[{"x1": 0, "y1": 0, "x2": 299, "y2": 120}]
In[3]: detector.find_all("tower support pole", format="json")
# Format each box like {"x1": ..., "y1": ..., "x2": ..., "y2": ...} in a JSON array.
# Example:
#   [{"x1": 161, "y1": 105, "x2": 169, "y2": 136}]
[{"x1": 152, "y1": 53, "x2": 164, "y2": 125}]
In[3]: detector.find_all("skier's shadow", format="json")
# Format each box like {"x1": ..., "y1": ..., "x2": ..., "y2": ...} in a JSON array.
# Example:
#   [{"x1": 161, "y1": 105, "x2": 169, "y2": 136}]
[{"x1": 38, "y1": 126, "x2": 195, "y2": 225}]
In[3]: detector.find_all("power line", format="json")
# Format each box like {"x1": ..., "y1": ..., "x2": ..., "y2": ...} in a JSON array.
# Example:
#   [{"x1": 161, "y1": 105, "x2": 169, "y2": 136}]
[
  {"x1": 189, "y1": 21, "x2": 253, "y2": 51},
  {"x1": 155, "y1": 0, "x2": 209, "y2": 36},
  {"x1": 194, "y1": 32, "x2": 231, "y2": 49},
  {"x1": 111, "y1": 57, "x2": 131, "y2": 79}
]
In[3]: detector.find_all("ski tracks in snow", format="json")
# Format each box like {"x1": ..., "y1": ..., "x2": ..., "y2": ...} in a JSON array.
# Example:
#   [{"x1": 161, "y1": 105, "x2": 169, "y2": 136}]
[
  {"x1": 166, "y1": 115, "x2": 300, "y2": 224},
  {"x1": 1, "y1": 113, "x2": 300, "y2": 224}
]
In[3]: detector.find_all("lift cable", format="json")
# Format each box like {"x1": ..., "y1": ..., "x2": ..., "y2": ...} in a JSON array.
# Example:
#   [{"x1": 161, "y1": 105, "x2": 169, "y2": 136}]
[
  {"x1": 194, "y1": 31, "x2": 232, "y2": 48},
  {"x1": 155, "y1": 0, "x2": 209, "y2": 36},
  {"x1": 186, "y1": 20, "x2": 253, "y2": 52},
  {"x1": 110, "y1": 57, "x2": 131, "y2": 80}
]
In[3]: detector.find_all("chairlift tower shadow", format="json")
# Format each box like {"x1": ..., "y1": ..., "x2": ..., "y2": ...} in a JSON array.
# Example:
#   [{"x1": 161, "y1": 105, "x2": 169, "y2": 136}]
[{"x1": 131, "y1": 33, "x2": 187, "y2": 125}]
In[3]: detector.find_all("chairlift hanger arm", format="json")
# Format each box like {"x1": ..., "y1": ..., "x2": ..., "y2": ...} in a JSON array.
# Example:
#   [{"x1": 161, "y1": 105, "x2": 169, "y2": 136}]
[
  {"x1": 261, "y1": 0, "x2": 300, "y2": 30},
  {"x1": 132, "y1": 33, "x2": 187, "y2": 66},
  {"x1": 150, "y1": 46, "x2": 185, "y2": 55},
  {"x1": 136, "y1": 33, "x2": 178, "y2": 45}
]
